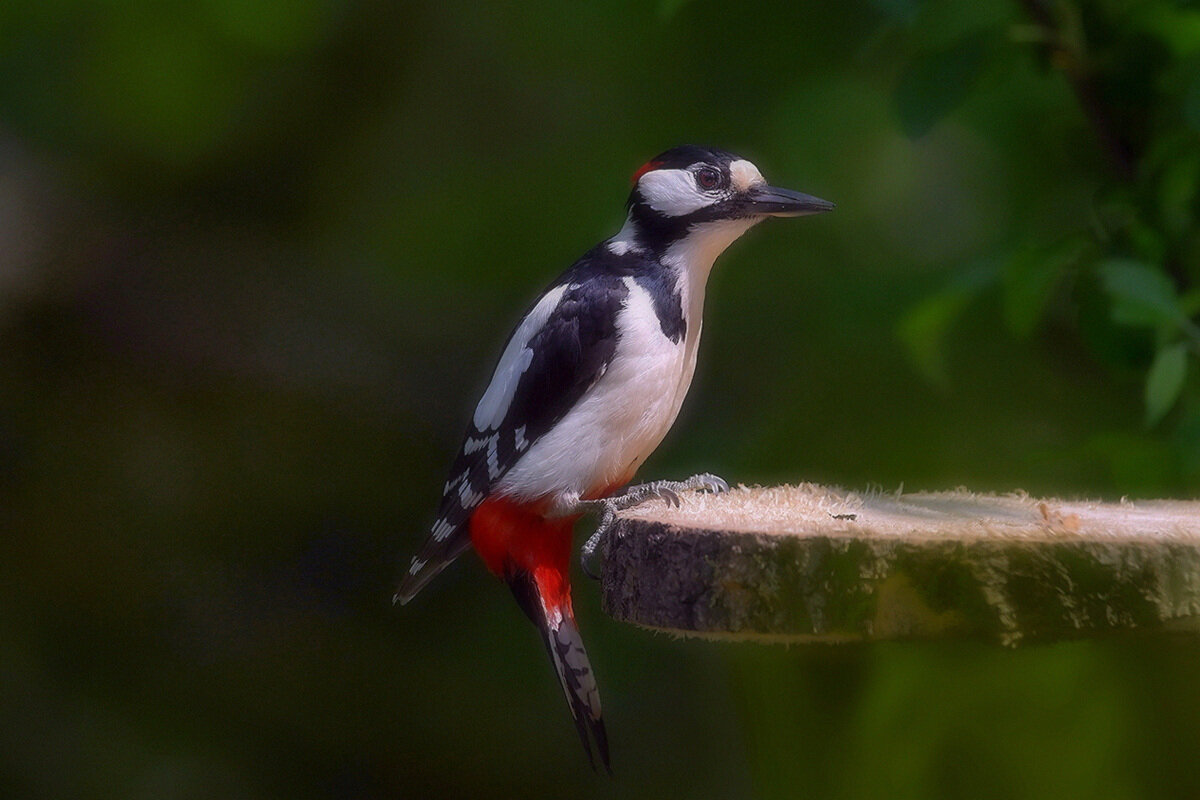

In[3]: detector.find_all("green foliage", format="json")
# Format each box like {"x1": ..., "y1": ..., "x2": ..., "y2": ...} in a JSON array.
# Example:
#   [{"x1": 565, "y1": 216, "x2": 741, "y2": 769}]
[
  {"x1": 898, "y1": 0, "x2": 1200, "y2": 464},
  {"x1": 4, "y1": 0, "x2": 1200, "y2": 798},
  {"x1": 898, "y1": 261, "x2": 999, "y2": 385},
  {"x1": 1146, "y1": 342, "x2": 1188, "y2": 425},
  {"x1": 1001, "y1": 237, "x2": 1090, "y2": 338},
  {"x1": 895, "y1": 30, "x2": 999, "y2": 138},
  {"x1": 1098, "y1": 258, "x2": 1187, "y2": 329}
]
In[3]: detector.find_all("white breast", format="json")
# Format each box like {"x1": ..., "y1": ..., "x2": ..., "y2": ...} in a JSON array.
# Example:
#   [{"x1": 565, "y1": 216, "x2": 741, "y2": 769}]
[{"x1": 495, "y1": 277, "x2": 699, "y2": 502}]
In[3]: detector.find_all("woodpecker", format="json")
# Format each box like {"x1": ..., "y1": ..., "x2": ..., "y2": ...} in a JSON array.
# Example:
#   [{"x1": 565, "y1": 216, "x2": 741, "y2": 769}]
[{"x1": 395, "y1": 145, "x2": 833, "y2": 771}]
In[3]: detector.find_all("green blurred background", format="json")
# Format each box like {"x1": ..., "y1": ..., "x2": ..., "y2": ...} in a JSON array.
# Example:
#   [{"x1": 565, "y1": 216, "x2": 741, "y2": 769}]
[{"x1": 3, "y1": 0, "x2": 1200, "y2": 797}]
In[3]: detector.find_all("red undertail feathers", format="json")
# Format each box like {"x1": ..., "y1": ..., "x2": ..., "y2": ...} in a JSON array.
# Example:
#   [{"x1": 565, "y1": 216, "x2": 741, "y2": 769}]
[{"x1": 470, "y1": 495, "x2": 611, "y2": 772}]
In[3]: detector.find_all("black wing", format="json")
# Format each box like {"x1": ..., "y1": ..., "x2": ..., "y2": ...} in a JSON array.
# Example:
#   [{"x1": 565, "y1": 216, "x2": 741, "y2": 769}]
[{"x1": 395, "y1": 260, "x2": 630, "y2": 603}]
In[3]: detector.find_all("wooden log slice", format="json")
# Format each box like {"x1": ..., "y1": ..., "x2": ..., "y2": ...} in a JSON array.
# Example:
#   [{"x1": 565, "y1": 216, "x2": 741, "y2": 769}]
[{"x1": 599, "y1": 485, "x2": 1200, "y2": 645}]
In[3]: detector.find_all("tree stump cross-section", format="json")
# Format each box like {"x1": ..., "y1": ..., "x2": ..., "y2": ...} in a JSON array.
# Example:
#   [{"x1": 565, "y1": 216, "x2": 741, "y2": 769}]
[{"x1": 599, "y1": 484, "x2": 1200, "y2": 646}]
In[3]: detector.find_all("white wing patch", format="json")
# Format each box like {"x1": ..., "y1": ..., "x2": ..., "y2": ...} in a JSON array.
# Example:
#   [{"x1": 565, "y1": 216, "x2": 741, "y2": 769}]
[
  {"x1": 463, "y1": 434, "x2": 493, "y2": 454},
  {"x1": 487, "y1": 436, "x2": 502, "y2": 479},
  {"x1": 457, "y1": 479, "x2": 482, "y2": 508},
  {"x1": 637, "y1": 168, "x2": 712, "y2": 217},
  {"x1": 496, "y1": 277, "x2": 691, "y2": 502},
  {"x1": 473, "y1": 285, "x2": 568, "y2": 431},
  {"x1": 515, "y1": 425, "x2": 528, "y2": 452},
  {"x1": 430, "y1": 518, "x2": 455, "y2": 541}
]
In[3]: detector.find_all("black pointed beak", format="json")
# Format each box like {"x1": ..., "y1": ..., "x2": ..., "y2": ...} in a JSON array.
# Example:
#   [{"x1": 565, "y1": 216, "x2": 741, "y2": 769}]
[{"x1": 744, "y1": 184, "x2": 835, "y2": 217}]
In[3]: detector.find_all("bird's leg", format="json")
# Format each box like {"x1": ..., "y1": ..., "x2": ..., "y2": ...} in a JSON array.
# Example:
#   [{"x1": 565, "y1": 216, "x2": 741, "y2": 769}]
[
  {"x1": 578, "y1": 502, "x2": 619, "y2": 581},
  {"x1": 575, "y1": 473, "x2": 730, "y2": 580}
]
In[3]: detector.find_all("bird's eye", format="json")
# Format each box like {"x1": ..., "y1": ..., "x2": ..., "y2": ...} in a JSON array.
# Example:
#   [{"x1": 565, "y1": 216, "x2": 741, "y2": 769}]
[{"x1": 695, "y1": 168, "x2": 721, "y2": 190}]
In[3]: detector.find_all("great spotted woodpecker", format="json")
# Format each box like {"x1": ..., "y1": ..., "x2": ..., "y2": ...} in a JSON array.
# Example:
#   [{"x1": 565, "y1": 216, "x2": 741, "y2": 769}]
[{"x1": 395, "y1": 145, "x2": 833, "y2": 771}]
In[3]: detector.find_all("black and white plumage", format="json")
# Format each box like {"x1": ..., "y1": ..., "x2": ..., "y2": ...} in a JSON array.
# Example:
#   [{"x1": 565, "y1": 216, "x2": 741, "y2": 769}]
[
  {"x1": 396, "y1": 265, "x2": 631, "y2": 600},
  {"x1": 395, "y1": 145, "x2": 833, "y2": 770}
]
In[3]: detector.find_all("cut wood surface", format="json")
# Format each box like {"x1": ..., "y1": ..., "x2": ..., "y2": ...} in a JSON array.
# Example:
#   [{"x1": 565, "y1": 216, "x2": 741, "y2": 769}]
[{"x1": 599, "y1": 484, "x2": 1200, "y2": 645}]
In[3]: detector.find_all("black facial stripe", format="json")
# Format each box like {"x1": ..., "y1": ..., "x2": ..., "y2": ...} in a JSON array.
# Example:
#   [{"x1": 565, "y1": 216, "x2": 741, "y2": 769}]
[
  {"x1": 626, "y1": 193, "x2": 754, "y2": 254},
  {"x1": 626, "y1": 146, "x2": 758, "y2": 254}
]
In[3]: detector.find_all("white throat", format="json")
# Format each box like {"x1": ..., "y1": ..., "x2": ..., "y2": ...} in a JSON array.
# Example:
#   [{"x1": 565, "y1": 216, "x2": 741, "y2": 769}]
[{"x1": 663, "y1": 217, "x2": 761, "y2": 331}]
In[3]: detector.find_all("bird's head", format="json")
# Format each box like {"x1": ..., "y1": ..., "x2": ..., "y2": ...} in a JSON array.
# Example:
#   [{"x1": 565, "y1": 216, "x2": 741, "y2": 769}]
[{"x1": 621, "y1": 145, "x2": 833, "y2": 257}]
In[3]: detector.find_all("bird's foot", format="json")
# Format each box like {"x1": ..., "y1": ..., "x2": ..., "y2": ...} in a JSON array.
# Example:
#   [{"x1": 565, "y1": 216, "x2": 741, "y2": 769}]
[{"x1": 579, "y1": 473, "x2": 730, "y2": 580}]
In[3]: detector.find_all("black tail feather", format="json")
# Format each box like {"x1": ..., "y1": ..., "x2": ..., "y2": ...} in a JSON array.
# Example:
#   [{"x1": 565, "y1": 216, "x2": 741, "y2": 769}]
[
  {"x1": 394, "y1": 534, "x2": 472, "y2": 605},
  {"x1": 545, "y1": 619, "x2": 610, "y2": 773},
  {"x1": 508, "y1": 572, "x2": 611, "y2": 773}
]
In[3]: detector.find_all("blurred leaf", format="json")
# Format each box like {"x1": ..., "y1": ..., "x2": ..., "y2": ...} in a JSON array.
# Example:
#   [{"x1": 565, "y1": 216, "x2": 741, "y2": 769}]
[
  {"x1": 1092, "y1": 188, "x2": 1140, "y2": 241},
  {"x1": 898, "y1": 262, "x2": 997, "y2": 384},
  {"x1": 1145, "y1": 342, "x2": 1188, "y2": 425},
  {"x1": 1126, "y1": 219, "x2": 1168, "y2": 265},
  {"x1": 897, "y1": 291, "x2": 969, "y2": 385},
  {"x1": 1158, "y1": 148, "x2": 1200, "y2": 235},
  {"x1": 81, "y1": 21, "x2": 242, "y2": 167},
  {"x1": 870, "y1": 0, "x2": 920, "y2": 25},
  {"x1": 1075, "y1": 272, "x2": 1157, "y2": 369},
  {"x1": 1174, "y1": 402, "x2": 1200, "y2": 477},
  {"x1": 202, "y1": 0, "x2": 333, "y2": 53},
  {"x1": 1186, "y1": 66, "x2": 1200, "y2": 133},
  {"x1": 1001, "y1": 237, "x2": 1089, "y2": 338},
  {"x1": 1085, "y1": 431, "x2": 1177, "y2": 491},
  {"x1": 658, "y1": 0, "x2": 693, "y2": 19},
  {"x1": 1131, "y1": 4, "x2": 1200, "y2": 57},
  {"x1": 1097, "y1": 258, "x2": 1184, "y2": 329},
  {"x1": 895, "y1": 30, "x2": 994, "y2": 137},
  {"x1": 1182, "y1": 289, "x2": 1200, "y2": 317}
]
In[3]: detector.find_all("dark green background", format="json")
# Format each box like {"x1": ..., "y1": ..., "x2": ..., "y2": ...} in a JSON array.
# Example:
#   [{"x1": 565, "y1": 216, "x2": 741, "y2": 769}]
[{"x1": 3, "y1": 0, "x2": 1199, "y2": 798}]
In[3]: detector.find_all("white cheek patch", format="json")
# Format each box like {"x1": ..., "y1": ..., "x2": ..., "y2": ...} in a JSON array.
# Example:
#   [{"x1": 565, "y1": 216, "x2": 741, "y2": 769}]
[
  {"x1": 637, "y1": 168, "x2": 711, "y2": 217},
  {"x1": 473, "y1": 284, "x2": 568, "y2": 430},
  {"x1": 730, "y1": 159, "x2": 765, "y2": 192}
]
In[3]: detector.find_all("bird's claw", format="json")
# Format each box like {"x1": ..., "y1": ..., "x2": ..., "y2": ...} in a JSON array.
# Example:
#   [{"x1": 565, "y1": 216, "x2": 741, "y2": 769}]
[
  {"x1": 579, "y1": 472, "x2": 730, "y2": 579},
  {"x1": 684, "y1": 472, "x2": 730, "y2": 495},
  {"x1": 653, "y1": 484, "x2": 681, "y2": 508}
]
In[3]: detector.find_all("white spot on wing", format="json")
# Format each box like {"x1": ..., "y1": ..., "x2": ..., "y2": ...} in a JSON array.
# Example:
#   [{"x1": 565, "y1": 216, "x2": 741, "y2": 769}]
[
  {"x1": 637, "y1": 167, "x2": 711, "y2": 217},
  {"x1": 431, "y1": 519, "x2": 454, "y2": 541},
  {"x1": 473, "y1": 284, "x2": 568, "y2": 430},
  {"x1": 410, "y1": 558, "x2": 427, "y2": 573},
  {"x1": 487, "y1": 436, "x2": 502, "y2": 479},
  {"x1": 494, "y1": 197, "x2": 758, "y2": 507},
  {"x1": 463, "y1": 436, "x2": 491, "y2": 454},
  {"x1": 515, "y1": 425, "x2": 528, "y2": 451},
  {"x1": 497, "y1": 277, "x2": 692, "y2": 502},
  {"x1": 457, "y1": 480, "x2": 482, "y2": 508},
  {"x1": 443, "y1": 471, "x2": 467, "y2": 495}
]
